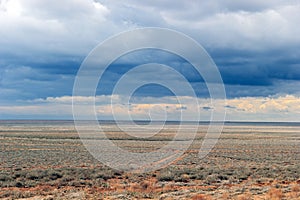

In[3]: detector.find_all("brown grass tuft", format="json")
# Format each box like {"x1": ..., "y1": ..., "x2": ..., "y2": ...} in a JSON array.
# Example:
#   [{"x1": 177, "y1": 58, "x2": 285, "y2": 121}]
[
  {"x1": 267, "y1": 188, "x2": 284, "y2": 200},
  {"x1": 236, "y1": 193, "x2": 252, "y2": 200},
  {"x1": 292, "y1": 184, "x2": 300, "y2": 193},
  {"x1": 288, "y1": 184, "x2": 300, "y2": 199},
  {"x1": 221, "y1": 192, "x2": 230, "y2": 199},
  {"x1": 191, "y1": 194, "x2": 213, "y2": 200}
]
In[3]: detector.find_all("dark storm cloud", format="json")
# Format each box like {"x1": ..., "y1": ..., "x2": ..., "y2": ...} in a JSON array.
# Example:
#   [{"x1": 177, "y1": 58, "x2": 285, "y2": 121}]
[
  {"x1": 94, "y1": 46, "x2": 300, "y2": 98},
  {"x1": 0, "y1": 0, "x2": 300, "y2": 105},
  {"x1": 0, "y1": 64, "x2": 75, "y2": 101},
  {"x1": 209, "y1": 46, "x2": 300, "y2": 89}
]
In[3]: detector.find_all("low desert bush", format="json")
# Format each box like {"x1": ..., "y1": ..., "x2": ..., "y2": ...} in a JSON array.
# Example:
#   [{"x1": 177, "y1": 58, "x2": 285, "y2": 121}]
[{"x1": 158, "y1": 171, "x2": 175, "y2": 182}]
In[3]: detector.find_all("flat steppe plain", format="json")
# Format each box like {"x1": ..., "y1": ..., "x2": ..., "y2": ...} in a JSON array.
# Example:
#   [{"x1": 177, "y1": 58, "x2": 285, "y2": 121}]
[{"x1": 0, "y1": 121, "x2": 299, "y2": 199}]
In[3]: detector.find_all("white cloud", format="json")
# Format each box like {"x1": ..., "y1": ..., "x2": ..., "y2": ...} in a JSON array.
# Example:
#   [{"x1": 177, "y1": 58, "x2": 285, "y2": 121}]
[
  {"x1": 0, "y1": 0, "x2": 117, "y2": 56},
  {"x1": 1, "y1": 94, "x2": 299, "y2": 121},
  {"x1": 226, "y1": 95, "x2": 300, "y2": 113},
  {"x1": 99, "y1": 0, "x2": 300, "y2": 50},
  {"x1": 163, "y1": 4, "x2": 300, "y2": 49},
  {"x1": 1, "y1": 0, "x2": 299, "y2": 57}
]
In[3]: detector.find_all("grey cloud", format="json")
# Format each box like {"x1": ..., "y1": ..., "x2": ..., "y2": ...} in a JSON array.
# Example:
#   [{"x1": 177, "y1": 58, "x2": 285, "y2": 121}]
[
  {"x1": 202, "y1": 106, "x2": 213, "y2": 110},
  {"x1": 176, "y1": 106, "x2": 187, "y2": 110},
  {"x1": 0, "y1": 0, "x2": 299, "y2": 104},
  {"x1": 224, "y1": 105, "x2": 236, "y2": 109}
]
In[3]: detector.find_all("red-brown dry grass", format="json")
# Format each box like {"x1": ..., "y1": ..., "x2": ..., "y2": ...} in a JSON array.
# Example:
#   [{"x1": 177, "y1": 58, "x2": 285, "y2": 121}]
[
  {"x1": 236, "y1": 193, "x2": 252, "y2": 200},
  {"x1": 266, "y1": 188, "x2": 284, "y2": 200},
  {"x1": 191, "y1": 194, "x2": 213, "y2": 200}
]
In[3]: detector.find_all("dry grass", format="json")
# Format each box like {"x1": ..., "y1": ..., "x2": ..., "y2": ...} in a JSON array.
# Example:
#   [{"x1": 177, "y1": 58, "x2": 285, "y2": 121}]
[
  {"x1": 191, "y1": 194, "x2": 213, "y2": 200},
  {"x1": 0, "y1": 122, "x2": 299, "y2": 199},
  {"x1": 287, "y1": 184, "x2": 300, "y2": 199},
  {"x1": 266, "y1": 188, "x2": 284, "y2": 200},
  {"x1": 236, "y1": 193, "x2": 252, "y2": 200}
]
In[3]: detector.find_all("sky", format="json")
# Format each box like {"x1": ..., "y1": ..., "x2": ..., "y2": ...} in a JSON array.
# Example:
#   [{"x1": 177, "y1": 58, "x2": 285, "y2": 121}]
[{"x1": 0, "y1": 0, "x2": 300, "y2": 121}]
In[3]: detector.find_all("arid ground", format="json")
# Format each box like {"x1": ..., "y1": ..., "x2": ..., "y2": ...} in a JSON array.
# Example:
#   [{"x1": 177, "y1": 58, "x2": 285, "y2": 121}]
[{"x1": 0, "y1": 121, "x2": 299, "y2": 199}]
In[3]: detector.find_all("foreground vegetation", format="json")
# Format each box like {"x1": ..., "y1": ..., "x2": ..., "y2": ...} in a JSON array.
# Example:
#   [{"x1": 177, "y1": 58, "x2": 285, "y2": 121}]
[{"x1": 0, "y1": 123, "x2": 299, "y2": 199}]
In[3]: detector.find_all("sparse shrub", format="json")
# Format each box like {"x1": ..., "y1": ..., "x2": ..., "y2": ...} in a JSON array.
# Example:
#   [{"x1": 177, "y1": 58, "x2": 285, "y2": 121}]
[
  {"x1": 217, "y1": 175, "x2": 228, "y2": 181},
  {"x1": 175, "y1": 173, "x2": 190, "y2": 182},
  {"x1": 1, "y1": 123, "x2": 300, "y2": 199},
  {"x1": 26, "y1": 172, "x2": 40, "y2": 180},
  {"x1": 113, "y1": 171, "x2": 123, "y2": 176},
  {"x1": 95, "y1": 171, "x2": 114, "y2": 181},
  {"x1": 205, "y1": 174, "x2": 220, "y2": 184},
  {"x1": 25, "y1": 169, "x2": 48, "y2": 181},
  {"x1": 0, "y1": 174, "x2": 11, "y2": 182},
  {"x1": 24, "y1": 180, "x2": 37, "y2": 187},
  {"x1": 15, "y1": 181, "x2": 23, "y2": 187},
  {"x1": 47, "y1": 170, "x2": 63, "y2": 180},
  {"x1": 158, "y1": 171, "x2": 175, "y2": 182},
  {"x1": 195, "y1": 173, "x2": 205, "y2": 180}
]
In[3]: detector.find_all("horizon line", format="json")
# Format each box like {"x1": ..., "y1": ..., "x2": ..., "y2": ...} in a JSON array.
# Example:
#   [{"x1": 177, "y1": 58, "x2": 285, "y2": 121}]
[{"x1": 0, "y1": 119, "x2": 299, "y2": 124}]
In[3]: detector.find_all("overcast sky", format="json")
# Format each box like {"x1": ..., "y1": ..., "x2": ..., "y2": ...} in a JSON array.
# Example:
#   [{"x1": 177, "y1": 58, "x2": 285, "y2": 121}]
[{"x1": 0, "y1": 0, "x2": 299, "y2": 121}]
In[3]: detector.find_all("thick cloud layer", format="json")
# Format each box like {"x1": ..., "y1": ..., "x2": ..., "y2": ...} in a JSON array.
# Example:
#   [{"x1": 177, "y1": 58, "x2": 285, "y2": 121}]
[{"x1": 0, "y1": 0, "x2": 299, "y2": 120}]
